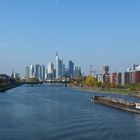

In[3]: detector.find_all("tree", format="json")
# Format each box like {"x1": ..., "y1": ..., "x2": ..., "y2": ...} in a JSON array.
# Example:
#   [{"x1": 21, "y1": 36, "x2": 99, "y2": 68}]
[
  {"x1": 85, "y1": 76, "x2": 97, "y2": 87},
  {"x1": 26, "y1": 77, "x2": 39, "y2": 83},
  {"x1": 72, "y1": 76, "x2": 86, "y2": 86},
  {"x1": 96, "y1": 81, "x2": 103, "y2": 87}
]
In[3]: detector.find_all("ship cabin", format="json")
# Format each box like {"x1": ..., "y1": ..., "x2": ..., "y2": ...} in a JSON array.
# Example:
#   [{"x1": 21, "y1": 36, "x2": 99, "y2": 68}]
[{"x1": 135, "y1": 103, "x2": 140, "y2": 109}]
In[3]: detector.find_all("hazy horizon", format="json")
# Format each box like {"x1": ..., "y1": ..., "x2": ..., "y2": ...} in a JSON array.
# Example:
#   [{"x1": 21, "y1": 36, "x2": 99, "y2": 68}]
[{"x1": 0, "y1": 0, "x2": 140, "y2": 75}]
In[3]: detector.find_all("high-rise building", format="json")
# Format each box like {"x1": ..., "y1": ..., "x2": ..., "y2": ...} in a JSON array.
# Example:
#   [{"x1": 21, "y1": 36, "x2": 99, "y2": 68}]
[
  {"x1": 56, "y1": 53, "x2": 63, "y2": 79},
  {"x1": 25, "y1": 66, "x2": 30, "y2": 78},
  {"x1": 45, "y1": 68, "x2": 48, "y2": 79},
  {"x1": 56, "y1": 53, "x2": 59, "y2": 78},
  {"x1": 129, "y1": 71, "x2": 135, "y2": 84},
  {"x1": 110, "y1": 72, "x2": 117, "y2": 85},
  {"x1": 62, "y1": 64, "x2": 66, "y2": 76},
  {"x1": 117, "y1": 72, "x2": 122, "y2": 85},
  {"x1": 101, "y1": 65, "x2": 109, "y2": 75},
  {"x1": 60, "y1": 59, "x2": 63, "y2": 76},
  {"x1": 48, "y1": 62, "x2": 54, "y2": 74},
  {"x1": 40, "y1": 65, "x2": 45, "y2": 80},
  {"x1": 74, "y1": 67, "x2": 82, "y2": 77},
  {"x1": 30, "y1": 64, "x2": 34, "y2": 77},
  {"x1": 47, "y1": 62, "x2": 54, "y2": 80},
  {"x1": 97, "y1": 74, "x2": 104, "y2": 83},
  {"x1": 14, "y1": 73, "x2": 20, "y2": 79},
  {"x1": 34, "y1": 64, "x2": 41, "y2": 79},
  {"x1": 53, "y1": 69, "x2": 56, "y2": 79},
  {"x1": 134, "y1": 71, "x2": 140, "y2": 83},
  {"x1": 68, "y1": 60, "x2": 74, "y2": 78},
  {"x1": 121, "y1": 72, "x2": 129, "y2": 85}
]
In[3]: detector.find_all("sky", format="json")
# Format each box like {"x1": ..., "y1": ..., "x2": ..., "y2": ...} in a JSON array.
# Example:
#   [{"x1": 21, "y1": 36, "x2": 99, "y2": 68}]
[{"x1": 0, "y1": 0, "x2": 140, "y2": 75}]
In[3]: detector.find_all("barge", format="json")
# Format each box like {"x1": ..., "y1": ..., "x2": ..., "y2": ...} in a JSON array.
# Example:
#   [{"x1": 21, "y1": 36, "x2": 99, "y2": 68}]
[{"x1": 91, "y1": 96, "x2": 140, "y2": 114}]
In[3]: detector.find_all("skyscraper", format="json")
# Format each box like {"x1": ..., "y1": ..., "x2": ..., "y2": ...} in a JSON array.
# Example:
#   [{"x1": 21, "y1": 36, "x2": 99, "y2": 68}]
[
  {"x1": 74, "y1": 67, "x2": 82, "y2": 77},
  {"x1": 48, "y1": 62, "x2": 54, "y2": 74},
  {"x1": 56, "y1": 53, "x2": 63, "y2": 79},
  {"x1": 62, "y1": 64, "x2": 66, "y2": 76},
  {"x1": 25, "y1": 66, "x2": 30, "y2": 78},
  {"x1": 68, "y1": 60, "x2": 74, "y2": 78},
  {"x1": 101, "y1": 65, "x2": 109, "y2": 75},
  {"x1": 47, "y1": 62, "x2": 54, "y2": 80},
  {"x1": 56, "y1": 53, "x2": 59, "y2": 79},
  {"x1": 30, "y1": 64, "x2": 34, "y2": 77},
  {"x1": 40, "y1": 65, "x2": 45, "y2": 80}
]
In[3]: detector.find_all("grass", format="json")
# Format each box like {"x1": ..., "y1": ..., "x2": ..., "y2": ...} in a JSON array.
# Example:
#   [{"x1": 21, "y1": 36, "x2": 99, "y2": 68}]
[{"x1": 77, "y1": 86, "x2": 140, "y2": 97}]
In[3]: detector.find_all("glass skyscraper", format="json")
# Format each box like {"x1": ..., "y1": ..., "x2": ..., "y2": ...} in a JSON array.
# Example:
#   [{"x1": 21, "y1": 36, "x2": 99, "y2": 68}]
[
  {"x1": 68, "y1": 60, "x2": 74, "y2": 78},
  {"x1": 56, "y1": 53, "x2": 63, "y2": 79}
]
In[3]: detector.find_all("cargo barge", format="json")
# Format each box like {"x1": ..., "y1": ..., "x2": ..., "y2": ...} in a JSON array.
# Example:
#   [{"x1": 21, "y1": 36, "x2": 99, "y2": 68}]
[{"x1": 91, "y1": 96, "x2": 140, "y2": 114}]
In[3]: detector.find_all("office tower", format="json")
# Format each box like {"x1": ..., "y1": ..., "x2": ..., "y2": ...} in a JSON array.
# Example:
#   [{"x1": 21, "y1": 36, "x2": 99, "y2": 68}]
[
  {"x1": 48, "y1": 62, "x2": 54, "y2": 74},
  {"x1": 53, "y1": 69, "x2": 56, "y2": 79},
  {"x1": 74, "y1": 67, "x2": 82, "y2": 77},
  {"x1": 25, "y1": 66, "x2": 30, "y2": 78},
  {"x1": 14, "y1": 73, "x2": 20, "y2": 79},
  {"x1": 47, "y1": 62, "x2": 54, "y2": 80},
  {"x1": 68, "y1": 60, "x2": 74, "y2": 78},
  {"x1": 56, "y1": 53, "x2": 63, "y2": 79},
  {"x1": 30, "y1": 64, "x2": 34, "y2": 77},
  {"x1": 62, "y1": 64, "x2": 66, "y2": 76},
  {"x1": 59, "y1": 59, "x2": 63, "y2": 77},
  {"x1": 40, "y1": 65, "x2": 45, "y2": 80},
  {"x1": 34, "y1": 64, "x2": 41, "y2": 79},
  {"x1": 101, "y1": 65, "x2": 109, "y2": 75},
  {"x1": 56, "y1": 53, "x2": 59, "y2": 78},
  {"x1": 45, "y1": 68, "x2": 48, "y2": 79}
]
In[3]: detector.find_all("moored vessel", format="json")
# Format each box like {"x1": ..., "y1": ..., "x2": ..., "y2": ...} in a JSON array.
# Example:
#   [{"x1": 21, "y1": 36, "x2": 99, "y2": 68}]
[{"x1": 91, "y1": 96, "x2": 140, "y2": 114}]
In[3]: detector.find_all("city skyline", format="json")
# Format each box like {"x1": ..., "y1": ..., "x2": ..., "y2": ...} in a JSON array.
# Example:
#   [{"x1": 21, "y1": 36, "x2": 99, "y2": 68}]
[
  {"x1": 0, "y1": 0, "x2": 140, "y2": 74},
  {"x1": 1, "y1": 51, "x2": 140, "y2": 76},
  {"x1": 24, "y1": 53, "x2": 82, "y2": 80}
]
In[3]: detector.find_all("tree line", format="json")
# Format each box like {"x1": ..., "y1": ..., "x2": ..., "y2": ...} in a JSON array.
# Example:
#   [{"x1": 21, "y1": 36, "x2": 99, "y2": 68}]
[{"x1": 71, "y1": 76, "x2": 140, "y2": 93}]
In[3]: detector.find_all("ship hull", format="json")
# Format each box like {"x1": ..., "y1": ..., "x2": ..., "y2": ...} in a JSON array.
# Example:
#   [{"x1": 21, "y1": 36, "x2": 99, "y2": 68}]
[{"x1": 92, "y1": 96, "x2": 140, "y2": 114}]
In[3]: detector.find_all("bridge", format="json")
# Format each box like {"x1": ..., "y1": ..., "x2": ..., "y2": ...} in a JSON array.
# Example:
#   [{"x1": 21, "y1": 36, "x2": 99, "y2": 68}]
[{"x1": 24, "y1": 75, "x2": 73, "y2": 87}]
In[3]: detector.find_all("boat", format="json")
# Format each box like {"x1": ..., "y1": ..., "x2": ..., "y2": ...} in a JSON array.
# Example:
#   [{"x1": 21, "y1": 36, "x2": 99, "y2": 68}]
[{"x1": 91, "y1": 96, "x2": 140, "y2": 114}]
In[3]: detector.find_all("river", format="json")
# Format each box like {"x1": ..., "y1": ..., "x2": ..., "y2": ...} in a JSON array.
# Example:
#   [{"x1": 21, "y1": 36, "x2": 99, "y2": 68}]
[{"x1": 0, "y1": 85, "x2": 140, "y2": 140}]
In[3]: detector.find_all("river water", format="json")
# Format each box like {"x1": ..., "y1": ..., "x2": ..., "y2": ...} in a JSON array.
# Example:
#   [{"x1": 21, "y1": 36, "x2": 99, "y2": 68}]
[{"x1": 0, "y1": 85, "x2": 140, "y2": 140}]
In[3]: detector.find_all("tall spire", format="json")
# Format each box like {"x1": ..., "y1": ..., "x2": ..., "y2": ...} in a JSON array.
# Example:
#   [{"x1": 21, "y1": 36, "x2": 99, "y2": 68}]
[{"x1": 56, "y1": 52, "x2": 58, "y2": 57}]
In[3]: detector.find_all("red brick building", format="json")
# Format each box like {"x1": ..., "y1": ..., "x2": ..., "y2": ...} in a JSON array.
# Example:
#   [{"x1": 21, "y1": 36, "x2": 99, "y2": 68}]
[
  {"x1": 110, "y1": 73, "x2": 118, "y2": 85},
  {"x1": 134, "y1": 71, "x2": 140, "y2": 83}
]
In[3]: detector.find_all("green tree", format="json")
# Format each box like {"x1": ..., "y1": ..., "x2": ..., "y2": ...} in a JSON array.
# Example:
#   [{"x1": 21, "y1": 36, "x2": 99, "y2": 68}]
[
  {"x1": 26, "y1": 77, "x2": 39, "y2": 83},
  {"x1": 72, "y1": 76, "x2": 86, "y2": 86},
  {"x1": 85, "y1": 76, "x2": 97, "y2": 87},
  {"x1": 96, "y1": 81, "x2": 103, "y2": 87}
]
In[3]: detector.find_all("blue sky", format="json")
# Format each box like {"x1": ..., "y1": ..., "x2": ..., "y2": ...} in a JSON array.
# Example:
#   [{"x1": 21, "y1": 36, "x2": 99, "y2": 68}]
[{"x1": 0, "y1": 0, "x2": 140, "y2": 75}]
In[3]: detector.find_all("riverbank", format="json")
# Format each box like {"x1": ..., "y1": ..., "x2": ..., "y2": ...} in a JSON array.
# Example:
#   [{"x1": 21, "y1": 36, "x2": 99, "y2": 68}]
[
  {"x1": 71, "y1": 86, "x2": 140, "y2": 97},
  {"x1": 0, "y1": 84, "x2": 22, "y2": 92}
]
